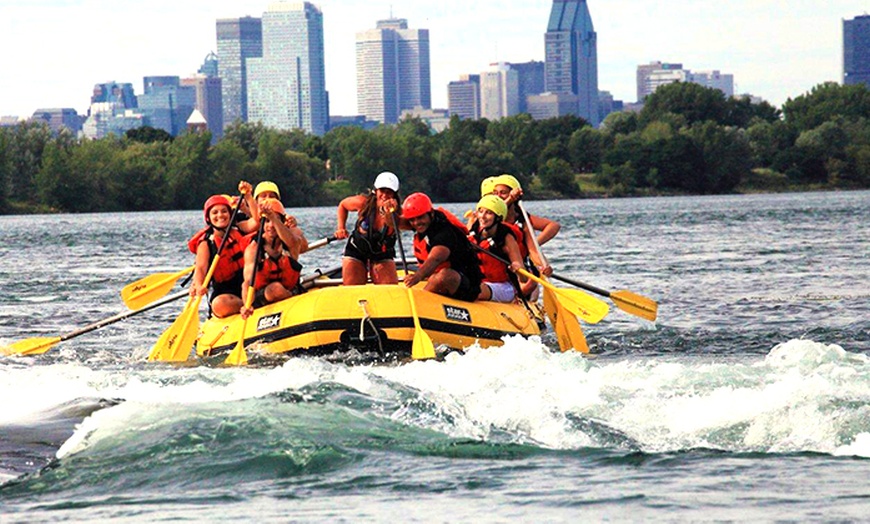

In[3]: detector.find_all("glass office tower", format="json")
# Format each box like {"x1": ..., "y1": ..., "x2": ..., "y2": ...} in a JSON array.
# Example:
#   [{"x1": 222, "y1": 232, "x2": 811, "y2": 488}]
[
  {"x1": 544, "y1": 0, "x2": 599, "y2": 126},
  {"x1": 216, "y1": 16, "x2": 263, "y2": 125}
]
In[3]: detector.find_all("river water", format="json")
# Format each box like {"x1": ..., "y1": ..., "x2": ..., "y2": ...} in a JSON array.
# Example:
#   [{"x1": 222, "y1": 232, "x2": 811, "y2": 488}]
[{"x1": 1, "y1": 191, "x2": 868, "y2": 521}]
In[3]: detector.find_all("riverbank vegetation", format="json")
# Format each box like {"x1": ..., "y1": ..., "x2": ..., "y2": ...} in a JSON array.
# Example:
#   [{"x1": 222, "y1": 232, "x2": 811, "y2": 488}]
[{"x1": 1, "y1": 81, "x2": 868, "y2": 214}]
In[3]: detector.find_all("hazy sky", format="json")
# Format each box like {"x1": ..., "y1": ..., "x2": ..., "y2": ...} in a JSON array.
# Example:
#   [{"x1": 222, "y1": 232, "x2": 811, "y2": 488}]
[{"x1": 1, "y1": 0, "x2": 867, "y2": 118}]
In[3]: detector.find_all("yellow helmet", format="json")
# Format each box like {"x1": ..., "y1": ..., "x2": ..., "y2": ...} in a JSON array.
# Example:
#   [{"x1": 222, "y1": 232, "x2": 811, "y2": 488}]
[
  {"x1": 494, "y1": 174, "x2": 521, "y2": 191},
  {"x1": 480, "y1": 176, "x2": 498, "y2": 197},
  {"x1": 476, "y1": 194, "x2": 508, "y2": 220},
  {"x1": 254, "y1": 181, "x2": 281, "y2": 200}
]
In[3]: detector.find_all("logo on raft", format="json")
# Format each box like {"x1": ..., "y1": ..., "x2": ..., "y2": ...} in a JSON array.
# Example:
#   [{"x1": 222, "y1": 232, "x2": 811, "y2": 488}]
[
  {"x1": 256, "y1": 313, "x2": 282, "y2": 332},
  {"x1": 443, "y1": 305, "x2": 471, "y2": 323}
]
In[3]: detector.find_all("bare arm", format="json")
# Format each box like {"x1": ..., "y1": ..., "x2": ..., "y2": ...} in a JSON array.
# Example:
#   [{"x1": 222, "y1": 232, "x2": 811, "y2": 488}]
[
  {"x1": 503, "y1": 234, "x2": 527, "y2": 283},
  {"x1": 191, "y1": 241, "x2": 212, "y2": 296},
  {"x1": 236, "y1": 181, "x2": 259, "y2": 234},
  {"x1": 404, "y1": 245, "x2": 450, "y2": 287},
  {"x1": 335, "y1": 195, "x2": 366, "y2": 239},
  {"x1": 239, "y1": 242, "x2": 258, "y2": 319},
  {"x1": 529, "y1": 213, "x2": 560, "y2": 246}
]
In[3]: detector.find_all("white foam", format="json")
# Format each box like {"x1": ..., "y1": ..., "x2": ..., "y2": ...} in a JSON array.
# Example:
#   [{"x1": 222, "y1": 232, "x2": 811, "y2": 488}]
[{"x1": 6, "y1": 336, "x2": 870, "y2": 459}]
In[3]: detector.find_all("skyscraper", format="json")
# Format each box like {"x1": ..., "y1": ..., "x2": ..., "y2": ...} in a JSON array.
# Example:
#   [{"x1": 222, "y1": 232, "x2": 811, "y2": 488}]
[
  {"x1": 199, "y1": 51, "x2": 219, "y2": 78},
  {"x1": 544, "y1": 0, "x2": 599, "y2": 126},
  {"x1": 447, "y1": 74, "x2": 480, "y2": 120},
  {"x1": 138, "y1": 76, "x2": 197, "y2": 136},
  {"x1": 356, "y1": 17, "x2": 431, "y2": 125},
  {"x1": 480, "y1": 63, "x2": 519, "y2": 121},
  {"x1": 844, "y1": 15, "x2": 870, "y2": 87},
  {"x1": 181, "y1": 74, "x2": 224, "y2": 140},
  {"x1": 636, "y1": 61, "x2": 682, "y2": 102},
  {"x1": 247, "y1": 1, "x2": 328, "y2": 135},
  {"x1": 508, "y1": 61, "x2": 545, "y2": 114},
  {"x1": 216, "y1": 16, "x2": 262, "y2": 125},
  {"x1": 91, "y1": 81, "x2": 137, "y2": 110}
]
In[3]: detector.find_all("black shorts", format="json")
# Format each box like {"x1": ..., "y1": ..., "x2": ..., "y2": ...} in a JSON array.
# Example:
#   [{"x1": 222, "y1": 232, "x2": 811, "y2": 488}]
[
  {"x1": 343, "y1": 233, "x2": 396, "y2": 263},
  {"x1": 449, "y1": 272, "x2": 480, "y2": 302},
  {"x1": 209, "y1": 278, "x2": 242, "y2": 304}
]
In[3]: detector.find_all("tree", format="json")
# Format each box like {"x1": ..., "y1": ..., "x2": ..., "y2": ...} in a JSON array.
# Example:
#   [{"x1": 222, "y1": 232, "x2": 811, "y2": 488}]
[
  {"x1": 116, "y1": 142, "x2": 170, "y2": 211},
  {"x1": 538, "y1": 157, "x2": 580, "y2": 196},
  {"x1": 682, "y1": 121, "x2": 752, "y2": 193},
  {"x1": 640, "y1": 81, "x2": 729, "y2": 127},
  {"x1": 7, "y1": 120, "x2": 53, "y2": 201},
  {"x1": 222, "y1": 120, "x2": 266, "y2": 162},
  {"x1": 126, "y1": 126, "x2": 173, "y2": 144},
  {"x1": 782, "y1": 82, "x2": 870, "y2": 132},
  {"x1": 165, "y1": 132, "x2": 212, "y2": 209},
  {"x1": 567, "y1": 126, "x2": 603, "y2": 173},
  {"x1": 0, "y1": 129, "x2": 9, "y2": 212},
  {"x1": 210, "y1": 139, "x2": 255, "y2": 193}
]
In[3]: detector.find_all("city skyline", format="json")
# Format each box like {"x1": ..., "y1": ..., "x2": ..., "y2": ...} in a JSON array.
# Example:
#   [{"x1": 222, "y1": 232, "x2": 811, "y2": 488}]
[{"x1": 0, "y1": 0, "x2": 867, "y2": 119}]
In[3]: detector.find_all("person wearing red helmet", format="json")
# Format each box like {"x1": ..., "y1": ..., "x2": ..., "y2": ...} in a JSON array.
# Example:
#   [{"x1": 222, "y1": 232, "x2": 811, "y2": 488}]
[
  {"x1": 334, "y1": 171, "x2": 401, "y2": 285},
  {"x1": 401, "y1": 192, "x2": 483, "y2": 302},
  {"x1": 187, "y1": 194, "x2": 250, "y2": 318},
  {"x1": 240, "y1": 198, "x2": 308, "y2": 319}
]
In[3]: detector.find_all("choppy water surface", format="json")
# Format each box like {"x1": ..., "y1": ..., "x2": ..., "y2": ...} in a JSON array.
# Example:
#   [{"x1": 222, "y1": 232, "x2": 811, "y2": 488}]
[{"x1": 1, "y1": 191, "x2": 868, "y2": 521}]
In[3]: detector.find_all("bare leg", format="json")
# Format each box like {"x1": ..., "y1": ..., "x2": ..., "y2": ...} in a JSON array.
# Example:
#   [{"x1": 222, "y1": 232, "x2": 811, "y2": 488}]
[
  {"x1": 424, "y1": 269, "x2": 461, "y2": 296},
  {"x1": 212, "y1": 294, "x2": 244, "y2": 318},
  {"x1": 371, "y1": 260, "x2": 398, "y2": 284},
  {"x1": 264, "y1": 282, "x2": 292, "y2": 304},
  {"x1": 342, "y1": 257, "x2": 369, "y2": 285}
]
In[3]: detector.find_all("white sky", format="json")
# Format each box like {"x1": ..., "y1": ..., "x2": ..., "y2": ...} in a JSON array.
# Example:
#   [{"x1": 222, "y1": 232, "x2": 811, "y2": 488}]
[{"x1": 1, "y1": 0, "x2": 868, "y2": 118}]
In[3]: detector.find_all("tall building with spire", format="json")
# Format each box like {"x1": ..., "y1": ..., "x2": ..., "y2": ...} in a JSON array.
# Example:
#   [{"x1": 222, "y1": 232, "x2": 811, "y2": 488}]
[
  {"x1": 247, "y1": 1, "x2": 328, "y2": 135},
  {"x1": 356, "y1": 17, "x2": 431, "y2": 125},
  {"x1": 216, "y1": 16, "x2": 262, "y2": 126},
  {"x1": 544, "y1": 0, "x2": 599, "y2": 126},
  {"x1": 844, "y1": 14, "x2": 870, "y2": 87}
]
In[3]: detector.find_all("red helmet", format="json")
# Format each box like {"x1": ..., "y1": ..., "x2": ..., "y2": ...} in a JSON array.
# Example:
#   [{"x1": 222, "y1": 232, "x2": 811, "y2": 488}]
[
  {"x1": 203, "y1": 194, "x2": 231, "y2": 224},
  {"x1": 402, "y1": 192, "x2": 433, "y2": 219}
]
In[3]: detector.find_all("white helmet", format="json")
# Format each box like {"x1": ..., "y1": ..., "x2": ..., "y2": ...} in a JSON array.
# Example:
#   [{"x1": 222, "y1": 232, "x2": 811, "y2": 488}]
[{"x1": 373, "y1": 171, "x2": 399, "y2": 192}]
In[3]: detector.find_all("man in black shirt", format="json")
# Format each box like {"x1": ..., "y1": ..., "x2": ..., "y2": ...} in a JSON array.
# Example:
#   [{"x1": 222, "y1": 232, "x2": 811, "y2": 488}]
[{"x1": 401, "y1": 193, "x2": 483, "y2": 302}]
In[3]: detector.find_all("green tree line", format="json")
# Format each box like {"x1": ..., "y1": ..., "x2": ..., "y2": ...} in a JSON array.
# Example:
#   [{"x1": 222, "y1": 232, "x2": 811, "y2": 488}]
[{"x1": 1, "y1": 80, "x2": 869, "y2": 215}]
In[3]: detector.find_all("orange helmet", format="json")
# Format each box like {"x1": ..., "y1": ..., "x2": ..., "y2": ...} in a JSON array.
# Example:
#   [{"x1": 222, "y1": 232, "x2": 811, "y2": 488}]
[
  {"x1": 203, "y1": 194, "x2": 231, "y2": 225},
  {"x1": 401, "y1": 192, "x2": 433, "y2": 219},
  {"x1": 260, "y1": 197, "x2": 285, "y2": 216}
]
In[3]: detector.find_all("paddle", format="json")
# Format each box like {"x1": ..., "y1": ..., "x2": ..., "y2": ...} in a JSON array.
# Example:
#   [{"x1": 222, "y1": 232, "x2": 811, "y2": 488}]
[
  {"x1": 470, "y1": 242, "x2": 609, "y2": 324},
  {"x1": 549, "y1": 273, "x2": 658, "y2": 322},
  {"x1": 122, "y1": 236, "x2": 336, "y2": 311},
  {"x1": 517, "y1": 202, "x2": 588, "y2": 352},
  {"x1": 2, "y1": 290, "x2": 188, "y2": 357},
  {"x1": 391, "y1": 211, "x2": 436, "y2": 360},
  {"x1": 121, "y1": 266, "x2": 194, "y2": 310},
  {"x1": 149, "y1": 193, "x2": 245, "y2": 362},
  {"x1": 224, "y1": 216, "x2": 267, "y2": 366},
  {"x1": 302, "y1": 235, "x2": 338, "y2": 253}
]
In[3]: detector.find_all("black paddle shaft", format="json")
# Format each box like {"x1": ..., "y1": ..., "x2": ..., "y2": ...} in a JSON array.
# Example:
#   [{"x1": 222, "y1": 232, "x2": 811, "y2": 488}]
[{"x1": 391, "y1": 212, "x2": 410, "y2": 275}]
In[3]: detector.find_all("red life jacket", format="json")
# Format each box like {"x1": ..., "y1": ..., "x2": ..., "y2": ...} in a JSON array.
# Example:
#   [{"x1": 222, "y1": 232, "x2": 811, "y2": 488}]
[
  {"x1": 412, "y1": 208, "x2": 469, "y2": 273},
  {"x1": 470, "y1": 221, "x2": 517, "y2": 283},
  {"x1": 187, "y1": 227, "x2": 248, "y2": 284},
  {"x1": 503, "y1": 214, "x2": 528, "y2": 258},
  {"x1": 254, "y1": 247, "x2": 302, "y2": 291}
]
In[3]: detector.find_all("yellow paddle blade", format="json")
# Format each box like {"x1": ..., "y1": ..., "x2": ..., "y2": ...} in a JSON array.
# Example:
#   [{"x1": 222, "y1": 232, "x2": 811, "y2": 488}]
[
  {"x1": 611, "y1": 290, "x2": 658, "y2": 321},
  {"x1": 546, "y1": 288, "x2": 589, "y2": 353},
  {"x1": 121, "y1": 266, "x2": 194, "y2": 310},
  {"x1": 225, "y1": 286, "x2": 256, "y2": 366},
  {"x1": 406, "y1": 287, "x2": 435, "y2": 360},
  {"x1": 519, "y1": 269, "x2": 608, "y2": 324},
  {"x1": 224, "y1": 327, "x2": 249, "y2": 366},
  {"x1": 148, "y1": 297, "x2": 200, "y2": 362},
  {"x1": 549, "y1": 287, "x2": 609, "y2": 324},
  {"x1": 1, "y1": 336, "x2": 62, "y2": 356}
]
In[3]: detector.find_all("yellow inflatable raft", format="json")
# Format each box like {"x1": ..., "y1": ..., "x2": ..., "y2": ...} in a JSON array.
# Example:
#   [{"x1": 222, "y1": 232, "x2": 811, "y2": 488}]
[{"x1": 195, "y1": 267, "x2": 542, "y2": 360}]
